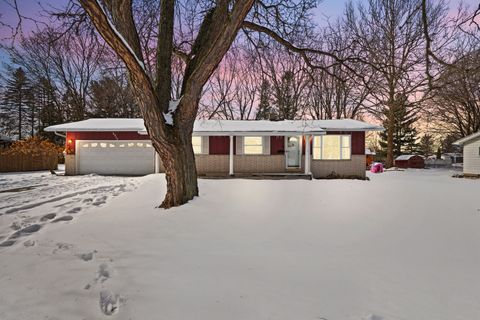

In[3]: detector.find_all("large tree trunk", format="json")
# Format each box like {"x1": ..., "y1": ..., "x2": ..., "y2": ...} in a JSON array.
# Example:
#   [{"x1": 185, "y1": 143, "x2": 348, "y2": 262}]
[
  {"x1": 140, "y1": 94, "x2": 199, "y2": 208},
  {"x1": 80, "y1": 0, "x2": 255, "y2": 208},
  {"x1": 153, "y1": 126, "x2": 198, "y2": 208}
]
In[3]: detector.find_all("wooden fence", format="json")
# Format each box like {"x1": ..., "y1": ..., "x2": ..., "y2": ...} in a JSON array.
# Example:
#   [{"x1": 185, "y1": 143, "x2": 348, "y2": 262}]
[{"x1": 0, "y1": 152, "x2": 58, "y2": 172}]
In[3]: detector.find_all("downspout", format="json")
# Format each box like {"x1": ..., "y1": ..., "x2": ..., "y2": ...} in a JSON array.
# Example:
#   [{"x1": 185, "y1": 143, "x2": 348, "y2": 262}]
[{"x1": 54, "y1": 131, "x2": 66, "y2": 139}]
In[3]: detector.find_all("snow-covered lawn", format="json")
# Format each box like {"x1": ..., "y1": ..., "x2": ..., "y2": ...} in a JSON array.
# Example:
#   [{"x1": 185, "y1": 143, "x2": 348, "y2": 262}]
[
  {"x1": 0, "y1": 170, "x2": 140, "y2": 245},
  {"x1": 0, "y1": 169, "x2": 479, "y2": 319}
]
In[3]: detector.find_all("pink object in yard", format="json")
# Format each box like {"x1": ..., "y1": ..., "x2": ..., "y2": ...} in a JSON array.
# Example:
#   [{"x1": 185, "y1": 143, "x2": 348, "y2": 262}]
[{"x1": 370, "y1": 162, "x2": 384, "y2": 173}]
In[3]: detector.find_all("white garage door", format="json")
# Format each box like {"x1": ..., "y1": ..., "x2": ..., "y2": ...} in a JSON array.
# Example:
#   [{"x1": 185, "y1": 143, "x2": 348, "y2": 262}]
[{"x1": 77, "y1": 140, "x2": 155, "y2": 175}]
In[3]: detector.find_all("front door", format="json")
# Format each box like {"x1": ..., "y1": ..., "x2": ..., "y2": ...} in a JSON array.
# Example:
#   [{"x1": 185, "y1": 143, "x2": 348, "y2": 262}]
[{"x1": 286, "y1": 136, "x2": 300, "y2": 167}]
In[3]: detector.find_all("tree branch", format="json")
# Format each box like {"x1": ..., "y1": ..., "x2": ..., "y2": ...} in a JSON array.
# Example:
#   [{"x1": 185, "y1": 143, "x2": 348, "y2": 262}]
[
  {"x1": 155, "y1": 0, "x2": 175, "y2": 113},
  {"x1": 78, "y1": 0, "x2": 165, "y2": 131}
]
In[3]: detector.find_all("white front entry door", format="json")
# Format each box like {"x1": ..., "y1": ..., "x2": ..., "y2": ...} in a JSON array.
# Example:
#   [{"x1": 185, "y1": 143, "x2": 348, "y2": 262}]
[
  {"x1": 286, "y1": 136, "x2": 301, "y2": 167},
  {"x1": 76, "y1": 140, "x2": 155, "y2": 175}
]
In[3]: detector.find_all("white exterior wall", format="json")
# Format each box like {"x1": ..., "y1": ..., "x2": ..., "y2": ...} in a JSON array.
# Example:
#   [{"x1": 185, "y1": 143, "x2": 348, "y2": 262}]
[{"x1": 463, "y1": 137, "x2": 480, "y2": 176}]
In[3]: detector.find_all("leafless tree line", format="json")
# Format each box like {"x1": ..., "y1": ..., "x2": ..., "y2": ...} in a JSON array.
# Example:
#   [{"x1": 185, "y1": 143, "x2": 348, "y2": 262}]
[{"x1": 2, "y1": 1, "x2": 478, "y2": 154}]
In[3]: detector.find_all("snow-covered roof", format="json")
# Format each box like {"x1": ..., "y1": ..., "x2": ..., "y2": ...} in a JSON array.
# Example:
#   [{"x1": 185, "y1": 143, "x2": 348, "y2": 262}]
[
  {"x1": 44, "y1": 119, "x2": 146, "y2": 132},
  {"x1": 395, "y1": 154, "x2": 423, "y2": 161},
  {"x1": 365, "y1": 148, "x2": 376, "y2": 155},
  {"x1": 453, "y1": 132, "x2": 480, "y2": 146},
  {"x1": 44, "y1": 118, "x2": 384, "y2": 136}
]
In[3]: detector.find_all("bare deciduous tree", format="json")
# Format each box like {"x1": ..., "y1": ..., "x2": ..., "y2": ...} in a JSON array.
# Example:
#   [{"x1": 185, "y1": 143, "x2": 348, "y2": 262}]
[
  {"x1": 8, "y1": 27, "x2": 106, "y2": 121},
  {"x1": 344, "y1": 0, "x2": 444, "y2": 167},
  {"x1": 77, "y1": 0, "x2": 324, "y2": 208},
  {"x1": 430, "y1": 48, "x2": 480, "y2": 137}
]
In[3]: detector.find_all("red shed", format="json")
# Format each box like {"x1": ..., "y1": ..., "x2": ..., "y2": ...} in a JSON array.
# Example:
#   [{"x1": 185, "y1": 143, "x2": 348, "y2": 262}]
[{"x1": 394, "y1": 155, "x2": 425, "y2": 169}]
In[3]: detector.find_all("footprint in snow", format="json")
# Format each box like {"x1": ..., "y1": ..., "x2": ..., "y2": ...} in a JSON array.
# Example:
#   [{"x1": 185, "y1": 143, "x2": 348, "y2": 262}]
[
  {"x1": 52, "y1": 242, "x2": 73, "y2": 254},
  {"x1": 52, "y1": 215, "x2": 73, "y2": 223},
  {"x1": 10, "y1": 221, "x2": 22, "y2": 230},
  {"x1": 23, "y1": 239, "x2": 35, "y2": 247},
  {"x1": 9, "y1": 224, "x2": 42, "y2": 239},
  {"x1": 99, "y1": 290, "x2": 121, "y2": 315},
  {"x1": 92, "y1": 196, "x2": 108, "y2": 206},
  {"x1": 67, "y1": 207, "x2": 82, "y2": 214},
  {"x1": 84, "y1": 263, "x2": 113, "y2": 290},
  {"x1": 0, "y1": 240, "x2": 15, "y2": 247},
  {"x1": 77, "y1": 250, "x2": 97, "y2": 262},
  {"x1": 97, "y1": 263, "x2": 113, "y2": 283},
  {"x1": 40, "y1": 213, "x2": 56, "y2": 221}
]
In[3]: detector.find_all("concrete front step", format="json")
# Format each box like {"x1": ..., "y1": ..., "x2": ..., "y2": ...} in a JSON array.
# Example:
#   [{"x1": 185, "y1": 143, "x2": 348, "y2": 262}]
[{"x1": 199, "y1": 172, "x2": 312, "y2": 180}]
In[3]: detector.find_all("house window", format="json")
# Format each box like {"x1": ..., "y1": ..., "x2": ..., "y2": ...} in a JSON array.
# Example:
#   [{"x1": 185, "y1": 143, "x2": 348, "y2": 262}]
[
  {"x1": 192, "y1": 136, "x2": 202, "y2": 154},
  {"x1": 244, "y1": 136, "x2": 263, "y2": 154},
  {"x1": 312, "y1": 135, "x2": 351, "y2": 160}
]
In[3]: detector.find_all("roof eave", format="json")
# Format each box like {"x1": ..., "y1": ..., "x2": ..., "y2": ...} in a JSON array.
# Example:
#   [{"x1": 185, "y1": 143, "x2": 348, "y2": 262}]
[
  {"x1": 193, "y1": 131, "x2": 327, "y2": 136},
  {"x1": 44, "y1": 127, "x2": 145, "y2": 132},
  {"x1": 453, "y1": 132, "x2": 480, "y2": 146},
  {"x1": 324, "y1": 127, "x2": 384, "y2": 132}
]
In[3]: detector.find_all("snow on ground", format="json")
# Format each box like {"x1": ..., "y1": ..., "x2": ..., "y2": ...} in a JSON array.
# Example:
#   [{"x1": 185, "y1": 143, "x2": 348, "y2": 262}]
[
  {"x1": 0, "y1": 169, "x2": 479, "y2": 320},
  {"x1": 0, "y1": 169, "x2": 140, "y2": 247}
]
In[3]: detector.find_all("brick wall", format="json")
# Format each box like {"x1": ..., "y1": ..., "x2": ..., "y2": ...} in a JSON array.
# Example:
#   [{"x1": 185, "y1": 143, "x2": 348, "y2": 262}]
[
  {"x1": 310, "y1": 155, "x2": 366, "y2": 178},
  {"x1": 65, "y1": 154, "x2": 76, "y2": 176}
]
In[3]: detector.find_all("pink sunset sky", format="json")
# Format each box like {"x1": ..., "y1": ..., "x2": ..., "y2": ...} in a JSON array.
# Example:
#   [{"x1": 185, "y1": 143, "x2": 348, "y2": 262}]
[{"x1": 0, "y1": 0, "x2": 477, "y2": 64}]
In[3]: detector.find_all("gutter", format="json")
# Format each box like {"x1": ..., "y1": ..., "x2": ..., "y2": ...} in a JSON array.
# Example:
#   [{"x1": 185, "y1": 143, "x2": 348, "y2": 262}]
[{"x1": 54, "y1": 131, "x2": 66, "y2": 139}]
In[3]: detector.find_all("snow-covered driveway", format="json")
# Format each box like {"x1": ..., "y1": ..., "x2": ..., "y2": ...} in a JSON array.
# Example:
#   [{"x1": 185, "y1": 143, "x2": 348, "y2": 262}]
[
  {"x1": 0, "y1": 170, "x2": 140, "y2": 246},
  {"x1": 0, "y1": 169, "x2": 479, "y2": 320}
]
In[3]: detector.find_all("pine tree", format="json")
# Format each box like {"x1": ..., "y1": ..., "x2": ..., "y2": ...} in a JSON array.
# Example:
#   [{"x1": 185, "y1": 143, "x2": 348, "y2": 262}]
[
  {"x1": 88, "y1": 75, "x2": 139, "y2": 118},
  {"x1": 34, "y1": 77, "x2": 63, "y2": 140},
  {"x1": 255, "y1": 79, "x2": 276, "y2": 120},
  {"x1": 1, "y1": 67, "x2": 33, "y2": 140},
  {"x1": 379, "y1": 94, "x2": 419, "y2": 158},
  {"x1": 418, "y1": 133, "x2": 435, "y2": 157},
  {"x1": 273, "y1": 71, "x2": 297, "y2": 120}
]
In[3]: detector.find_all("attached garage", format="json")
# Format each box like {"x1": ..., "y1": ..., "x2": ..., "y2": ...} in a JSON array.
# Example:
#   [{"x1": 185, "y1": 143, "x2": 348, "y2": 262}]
[{"x1": 76, "y1": 140, "x2": 155, "y2": 175}]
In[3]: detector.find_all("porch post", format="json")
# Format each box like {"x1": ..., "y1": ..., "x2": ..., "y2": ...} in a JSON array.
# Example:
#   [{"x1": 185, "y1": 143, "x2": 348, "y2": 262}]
[
  {"x1": 305, "y1": 134, "x2": 311, "y2": 174},
  {"x1": 155, "y1": 151, "x2": 161, "y2": 173},
  {"x1": 229, "y1": 135, "x2": 234, "y2": 176}
]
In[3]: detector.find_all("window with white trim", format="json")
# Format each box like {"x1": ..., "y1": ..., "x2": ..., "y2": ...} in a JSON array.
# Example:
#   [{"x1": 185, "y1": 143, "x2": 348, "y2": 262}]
[
  {"x1": 312, "y1": 135, "x2": 351, "y2": 160},
  {"x1": 192, "y1": 136, "x2": 202, "y2": 154},
  {"x1": 244, "y1": 136, "x2": 263, "y2": 154}
]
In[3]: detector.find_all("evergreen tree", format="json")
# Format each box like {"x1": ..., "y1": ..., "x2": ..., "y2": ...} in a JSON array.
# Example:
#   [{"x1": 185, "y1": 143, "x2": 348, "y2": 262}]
[
  {"x1": 273, "y1": 71, "x2": 297, "y2": 120},
  {"x1": 255, "y1": 79, "x2": 275, "y2": 120},
  {"x1": 1, "y1": 67, "x2": 33, "y2": 139},
  {"x1": 379, "y1": 94, "x2": 419, "y2": 157},
  {"x1": 440, "y1": 133, "x2": 462, "y2": 154},
  {"x1": 88, "y1": 74, "x2": 139, "y2": 118},
  {"x1": 418, "y1": 133, "x2": 435, "y2": 157},
  {"x1": 34, "y1": 77, "x2": 64, "y2": 140}
]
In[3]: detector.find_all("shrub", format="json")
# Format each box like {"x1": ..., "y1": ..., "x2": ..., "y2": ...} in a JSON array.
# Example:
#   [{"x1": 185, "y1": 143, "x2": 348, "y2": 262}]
[{"x1": 0, "y1": 137, "x2": 63, "y2": 156}]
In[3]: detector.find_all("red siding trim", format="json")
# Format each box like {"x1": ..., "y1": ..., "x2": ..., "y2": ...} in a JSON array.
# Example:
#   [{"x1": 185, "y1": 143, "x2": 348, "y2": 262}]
[
  {"x1": 208, "y1": 136, "x2": 235, "y2": 155},
  {"x1": 351, "y1": 132, "x2": 365, "y2": 155},
  {"x1": 270, "y1": 136, "x2": 285, "y2": 155},
  {"x1": 301, "y1": 136, "x2": 312, "y2": 155}
]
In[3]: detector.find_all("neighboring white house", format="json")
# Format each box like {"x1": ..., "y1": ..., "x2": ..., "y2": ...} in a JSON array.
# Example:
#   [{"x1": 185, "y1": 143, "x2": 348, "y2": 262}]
[{"x1": 454, "y1": 132, "x2": 480, "y2": 176}]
